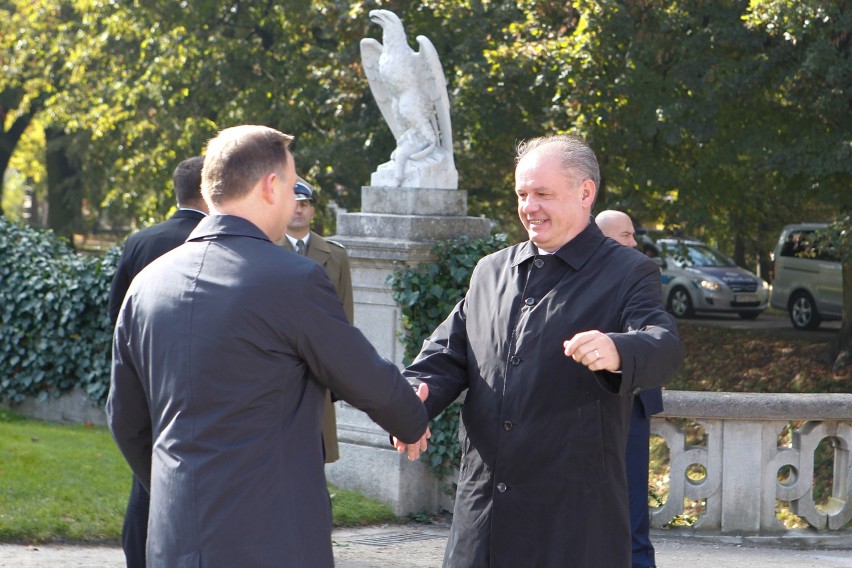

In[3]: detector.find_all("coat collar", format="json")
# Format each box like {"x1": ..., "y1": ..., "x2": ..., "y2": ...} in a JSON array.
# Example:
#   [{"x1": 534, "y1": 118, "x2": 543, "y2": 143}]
[
  {"x1": 171, "y1": 208, "x2": 207, "y2": 221},
  {"x1": 511, "y1": 217, "x2": 606, "y2": 271},
  {"x1": 187, "y1": 214, "x2": 271, "y2": 243}
]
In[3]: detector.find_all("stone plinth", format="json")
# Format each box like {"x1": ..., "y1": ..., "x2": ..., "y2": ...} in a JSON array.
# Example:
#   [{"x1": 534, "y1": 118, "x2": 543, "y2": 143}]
[
  {"x1": 323, "y1": 185, "x2": 489, "y2": 515},
  {"x1": 361, "y1": 186, "x2": 469, "y2": 216}
]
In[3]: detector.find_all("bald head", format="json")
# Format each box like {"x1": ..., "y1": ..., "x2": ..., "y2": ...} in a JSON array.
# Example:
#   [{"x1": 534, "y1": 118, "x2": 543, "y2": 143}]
[{"x1": 595, "y1": 210, "x2": 637, "y2": 248}]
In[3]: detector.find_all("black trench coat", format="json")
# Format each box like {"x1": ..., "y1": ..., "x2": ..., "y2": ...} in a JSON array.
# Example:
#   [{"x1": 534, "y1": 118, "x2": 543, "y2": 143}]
[{"x1": 404, "y1": 222, "x2": 684, "y2": 568}]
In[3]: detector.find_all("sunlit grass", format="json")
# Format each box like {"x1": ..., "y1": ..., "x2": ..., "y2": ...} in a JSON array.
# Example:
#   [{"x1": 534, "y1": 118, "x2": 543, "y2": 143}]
[{"x1": 0, "y1": 409, "x2": 396, "y2": 543}]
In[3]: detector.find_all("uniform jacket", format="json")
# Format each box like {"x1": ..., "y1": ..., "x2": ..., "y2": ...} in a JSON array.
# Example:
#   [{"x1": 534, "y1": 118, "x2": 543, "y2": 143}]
[
  {"x1": 404, "y1": 222, "x2": 684, "y2": 568},
  {"x1": 107, "y1": 215, "x2": 428, "y2": 568},
  {"x1": 281, "y1": 231, "x2": 354, "y2": 462},
  {"x1": 283, "y1": 231, "x2": 354, "y2": 323},
  {"x1": 108, "y1": 209, "x2": 206, "y2": 325}
]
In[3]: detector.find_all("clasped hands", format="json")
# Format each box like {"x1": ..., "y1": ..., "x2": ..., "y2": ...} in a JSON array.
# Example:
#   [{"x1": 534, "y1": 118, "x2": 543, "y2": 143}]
[
  {"x1": 392, "y1": 383, "x2": 431, "y2": 461},
  {"x1": 563, "y1": 330, "x2": 621, "y2": 372}
]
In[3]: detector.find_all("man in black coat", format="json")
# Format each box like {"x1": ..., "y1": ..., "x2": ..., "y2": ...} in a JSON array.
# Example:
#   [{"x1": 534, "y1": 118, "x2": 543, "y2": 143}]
[
  {"x1": 398, "y1": 135, "x2": 683, "y2": 567},
  {"x1": 107, "y1": 125, "x2": 429, "y2": 567},
  {"x1": 107, "y1": 155, "x2": 207, "y2": 568}
]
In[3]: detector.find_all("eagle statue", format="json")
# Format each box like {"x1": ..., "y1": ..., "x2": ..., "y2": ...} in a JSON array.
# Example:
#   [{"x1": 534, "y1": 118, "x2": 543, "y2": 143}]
[{"x1": 360, "y1": 9, "x2": 458, "y2": 189}]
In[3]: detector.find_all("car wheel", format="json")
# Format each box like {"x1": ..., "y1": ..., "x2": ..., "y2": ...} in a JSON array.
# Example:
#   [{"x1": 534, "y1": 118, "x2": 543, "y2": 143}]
[
  {"x1": 668, "y1": 287, "x2": 694, "y2": 318},
  {"x1": 789, "y1": 291, "x2": 822, "y2": 330},
  {"x1": 738, "y1": 311, "x2": 760, "y2": 320}
]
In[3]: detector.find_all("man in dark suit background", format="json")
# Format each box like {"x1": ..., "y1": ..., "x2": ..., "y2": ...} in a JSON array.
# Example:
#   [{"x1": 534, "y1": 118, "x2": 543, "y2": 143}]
[
  {"x1": 596, "y1": 209, "x2": 665, "y2": 568},
  {"x1": 109, "y1": 156, "x2": 208, "y2": 324},
  {"x1": 107, "y1": 155, "x2": 207, "y2": 568},
  {"x1": 106, "y1": 124, "x2": 429, "y2": 567},
  {"x1": 279, "y1": 176, "x2": 353, "y2": 463}
]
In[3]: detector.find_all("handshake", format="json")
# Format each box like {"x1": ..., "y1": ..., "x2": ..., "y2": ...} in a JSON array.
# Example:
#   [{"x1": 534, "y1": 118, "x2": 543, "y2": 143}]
[{"x1": 392, "y1": 383, "x2": 431, "y2": 461}]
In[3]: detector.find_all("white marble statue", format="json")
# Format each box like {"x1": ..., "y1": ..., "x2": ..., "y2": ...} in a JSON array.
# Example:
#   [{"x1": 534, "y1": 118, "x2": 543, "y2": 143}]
[{"x1": 361, "y1": 9, "x2": 458, "y2": 189}]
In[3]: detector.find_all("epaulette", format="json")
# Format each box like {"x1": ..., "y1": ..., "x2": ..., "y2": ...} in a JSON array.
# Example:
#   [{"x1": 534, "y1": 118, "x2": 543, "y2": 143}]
[{"x1": 327, "y1": 239, "x2": 346, "y2": 250}]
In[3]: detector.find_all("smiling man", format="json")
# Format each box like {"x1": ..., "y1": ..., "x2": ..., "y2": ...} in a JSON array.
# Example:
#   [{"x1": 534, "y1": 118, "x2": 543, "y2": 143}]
[{"x1": 399, "y1": 134, "x2": 683, "y2": 567}]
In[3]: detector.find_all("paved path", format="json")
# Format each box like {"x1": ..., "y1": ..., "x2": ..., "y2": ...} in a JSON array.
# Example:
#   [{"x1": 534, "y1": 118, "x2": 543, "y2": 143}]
[{"x1": 3, "y1": 525, "x2": 851, "y2": 567}]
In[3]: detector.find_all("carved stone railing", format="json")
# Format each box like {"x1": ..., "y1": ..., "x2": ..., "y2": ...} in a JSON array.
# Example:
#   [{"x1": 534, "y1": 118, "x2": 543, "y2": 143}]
[{"x1": 651, "y1": 391, "x2": 852, "y2": 536}]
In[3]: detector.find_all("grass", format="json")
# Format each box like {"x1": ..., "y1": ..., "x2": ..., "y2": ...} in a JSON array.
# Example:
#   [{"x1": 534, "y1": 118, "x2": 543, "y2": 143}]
[
  {"x1": 0, "y1": 408, "x2": 396, "y2": 544},
  {"x1": 0, "y1": 409, "x2": 128, "y2": 543}
]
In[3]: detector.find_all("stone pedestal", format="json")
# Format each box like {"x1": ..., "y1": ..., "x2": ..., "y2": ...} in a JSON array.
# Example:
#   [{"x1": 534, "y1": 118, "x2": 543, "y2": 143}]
[{"x1": 324, "y1": 186, "x2": 489, "y2": 515}]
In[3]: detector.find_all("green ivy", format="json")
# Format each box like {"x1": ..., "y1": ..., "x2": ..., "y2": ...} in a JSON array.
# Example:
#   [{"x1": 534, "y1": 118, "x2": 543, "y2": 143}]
[
  {"x1": 0, "y1": 217, "x2": 119, "y2": 406},
  {"x1": 388, "y1": 233, "x2": 508, "y2": 481}
]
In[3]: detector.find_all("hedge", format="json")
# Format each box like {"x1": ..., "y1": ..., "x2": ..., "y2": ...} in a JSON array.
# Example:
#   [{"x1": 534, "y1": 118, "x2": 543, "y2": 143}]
[{"x1": 0, "y1": 217, "x2": 119, "y2": 406}]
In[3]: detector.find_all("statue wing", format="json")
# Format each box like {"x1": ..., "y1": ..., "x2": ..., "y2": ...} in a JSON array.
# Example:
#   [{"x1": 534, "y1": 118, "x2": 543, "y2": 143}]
[
  {"x1": 360, "y1": 38, "x2": 406, "y2": 141},
  {"x1": 415, "y1": 35, "x2": 453, "y2": 152}
]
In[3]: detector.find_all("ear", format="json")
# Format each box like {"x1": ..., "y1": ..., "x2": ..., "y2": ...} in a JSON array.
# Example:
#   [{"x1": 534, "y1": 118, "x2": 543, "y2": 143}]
[
  {"x1": 260, "y1": 172, "x2": 278, "y2": 205},
  {"x1": 580, "y1": 179, "x2": 597, "y2": 206}
]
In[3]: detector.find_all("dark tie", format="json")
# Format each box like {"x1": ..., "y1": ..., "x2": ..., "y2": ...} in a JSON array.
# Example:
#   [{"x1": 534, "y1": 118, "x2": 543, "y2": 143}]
[{"x1": 296, "y1": 239, "x2": 306, "y2": 255}]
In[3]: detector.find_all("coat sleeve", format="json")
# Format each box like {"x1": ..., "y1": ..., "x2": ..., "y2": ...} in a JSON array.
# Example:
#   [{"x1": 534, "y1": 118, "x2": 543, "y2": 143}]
[
  {"x1": 402, "y1": 297, "x2": 471, "y2": 420},
  {"x1": 290, "y1": 265, "x2": 428, "y2": 444},
  {"x1": 599, "y1": 257, "x2": 684, "y2": 395},
  {"x1": 105, "y1": 302, "x2": 154, "y2": 490},
  {"x1": 108, "y1": 242, "x2": 133, "y2": 326}
]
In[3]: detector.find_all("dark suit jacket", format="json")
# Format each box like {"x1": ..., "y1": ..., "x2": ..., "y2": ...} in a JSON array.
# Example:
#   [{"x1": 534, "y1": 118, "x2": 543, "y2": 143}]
[
  {"x1": 282, "y1": 231, "x2": 354, "y2": 462},
  {"x1": 636, "y1": 388, "x2": 664, "y2": 419},
  {"x1": 108, "y1": 209, "x2": 206, "y2": 325},
  {"x1": 107, "y1": 214, "x2": 428, "y2": 567}
]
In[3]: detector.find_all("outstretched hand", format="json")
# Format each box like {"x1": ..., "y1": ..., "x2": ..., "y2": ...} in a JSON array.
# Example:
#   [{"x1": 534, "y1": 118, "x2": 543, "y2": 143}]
[{"x1": 393, "y1": 383, "x2": 431, "y2": 461}]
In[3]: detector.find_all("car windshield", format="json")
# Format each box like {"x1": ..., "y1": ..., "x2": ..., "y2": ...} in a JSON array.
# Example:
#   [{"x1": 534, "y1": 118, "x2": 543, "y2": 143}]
[{"x1": 663, "y1": 242, "x2": 736, "y2": 268}]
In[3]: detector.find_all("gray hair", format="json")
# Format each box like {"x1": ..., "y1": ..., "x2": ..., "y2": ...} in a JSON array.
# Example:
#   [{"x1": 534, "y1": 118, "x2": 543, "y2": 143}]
[{"x1": 515, "y1": 134, "x2": 601, "y2": 191}]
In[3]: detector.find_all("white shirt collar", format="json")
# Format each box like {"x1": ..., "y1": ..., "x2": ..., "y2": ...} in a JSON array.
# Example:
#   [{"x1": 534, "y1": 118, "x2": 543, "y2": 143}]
[{"x1": 286, "y1": 233, "x2": 310, "y2": 249}]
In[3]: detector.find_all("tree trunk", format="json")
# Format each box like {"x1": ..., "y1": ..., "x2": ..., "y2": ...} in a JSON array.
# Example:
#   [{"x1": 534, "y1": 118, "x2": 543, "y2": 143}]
[
  {"x1": 45, "y1": 127, "x2": 84, "y2": 244},
  {"x1": 834, "y1": 260, "x2": 852, "y2": 374},
  {"x1": 733, "y1": 229, "x2": 746, "y2": 267}
]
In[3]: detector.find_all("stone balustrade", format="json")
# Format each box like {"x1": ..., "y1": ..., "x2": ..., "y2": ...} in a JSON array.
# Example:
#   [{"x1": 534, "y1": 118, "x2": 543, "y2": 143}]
[{"x1": 651, "y1": 390, "x2": 852, "y2": 535}]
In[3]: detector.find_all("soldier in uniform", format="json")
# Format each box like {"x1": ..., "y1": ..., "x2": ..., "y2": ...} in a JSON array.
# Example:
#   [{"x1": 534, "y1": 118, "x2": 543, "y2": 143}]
[{"x1": 280, "y1": 177, "x2": 353, "y2": 463}]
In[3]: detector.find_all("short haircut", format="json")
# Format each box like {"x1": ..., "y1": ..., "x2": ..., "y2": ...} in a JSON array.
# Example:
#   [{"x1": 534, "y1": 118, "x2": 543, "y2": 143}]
[
  {"x1": 515, "y1": 134, "x2": 601, "y2": 192},
  {"x1": 173, "y1": 156, "x2": 205, "y2": 206},
  {"x1": 202, "y1": 125, "x2": 294, "y2": 205}
]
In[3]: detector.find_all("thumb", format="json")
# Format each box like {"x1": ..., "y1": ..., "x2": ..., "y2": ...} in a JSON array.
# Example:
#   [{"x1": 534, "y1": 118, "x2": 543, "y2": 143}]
[{"x1": 415, "y1": 383, "x2": 429, "y2": 403}]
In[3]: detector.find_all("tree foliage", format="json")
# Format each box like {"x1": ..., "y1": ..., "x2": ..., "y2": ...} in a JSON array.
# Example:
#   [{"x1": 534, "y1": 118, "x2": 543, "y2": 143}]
[{"x1": 1, "y1": 0, "x2": 848, "y2": 263}]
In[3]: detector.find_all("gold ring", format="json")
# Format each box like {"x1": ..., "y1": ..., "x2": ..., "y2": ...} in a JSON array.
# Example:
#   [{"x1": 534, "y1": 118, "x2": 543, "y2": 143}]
[{"x1": 594, "y1": 349, "x2": 601, "y2": 360}]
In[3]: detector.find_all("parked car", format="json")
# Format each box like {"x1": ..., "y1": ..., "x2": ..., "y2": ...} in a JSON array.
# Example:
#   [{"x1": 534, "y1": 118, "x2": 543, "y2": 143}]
[
  {"x1": 654, "y1": 238, "x2": 769, "y2": 319},
  {"x1": 769, "y1": 223, "x2": 843, "y2": 330}
]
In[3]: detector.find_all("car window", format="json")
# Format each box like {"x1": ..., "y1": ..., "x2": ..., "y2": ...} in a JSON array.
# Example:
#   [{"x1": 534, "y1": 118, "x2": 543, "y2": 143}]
[
  {"x1": 780, "y1": 229, "x2": 838, "y2": 261},
  {"x1": 662, "y1": 242, "x2": 736, "y2": 268}
]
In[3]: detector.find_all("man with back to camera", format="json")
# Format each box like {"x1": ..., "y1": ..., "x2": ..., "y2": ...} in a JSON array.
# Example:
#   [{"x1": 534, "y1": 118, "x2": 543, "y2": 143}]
[
  {"x1": 596, "y1": 209, "x2": 665, "y2": 568},
  {"x1": 107, "y1": 155, "x2": 207, "y2": 568},
  {"x1": 106, "y1": 124, "x2": 430, "y2": 567},
  {"x1": 395, "y1": 134, "x2": 683, "y2": 567},
  {"x1": 279, "y1": 176, "x2": 353, "y2": 463}
]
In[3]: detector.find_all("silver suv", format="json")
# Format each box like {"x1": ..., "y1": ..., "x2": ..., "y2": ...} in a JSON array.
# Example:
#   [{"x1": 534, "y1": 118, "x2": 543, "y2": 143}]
[
  {"x1": 770, "y1": 223, "x2": 842, "y2": 330},
  {"x1": 654, "y1": 238, "x2": 769, "y2": 319}
]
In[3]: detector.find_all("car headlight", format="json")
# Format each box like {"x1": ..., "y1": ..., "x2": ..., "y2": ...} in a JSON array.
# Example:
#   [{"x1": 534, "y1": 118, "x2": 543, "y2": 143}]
[
  {"x1": 761, "y1": 279, "x2": 770, "y2": 290},
  {"x1": 698, "y1": 279, "x2": 721, "y2": 291}
]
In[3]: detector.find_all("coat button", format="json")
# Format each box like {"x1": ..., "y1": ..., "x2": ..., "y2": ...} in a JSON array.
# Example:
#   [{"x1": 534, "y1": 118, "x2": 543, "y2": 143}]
[
  {"x1": 534, "y1": 258, "x2": 544, "y2": 268},
  {"x1": 503, "y1": 420, "x2": 513, "y2": 430},
  {"x1": 525, "y1": 297, "x2": 535, "y2": 306},
  {"x1": 509, "y1": 355, "x2": 520, "y2": 365},
  {"x1": 496, "y1": 482, "x2": 507, "y2": 493}
]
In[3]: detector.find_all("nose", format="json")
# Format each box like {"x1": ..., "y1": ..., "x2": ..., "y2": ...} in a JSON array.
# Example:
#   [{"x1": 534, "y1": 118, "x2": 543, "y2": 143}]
[{"x1": 520, "y1": 197, "x2": 539, "y2": 214}]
